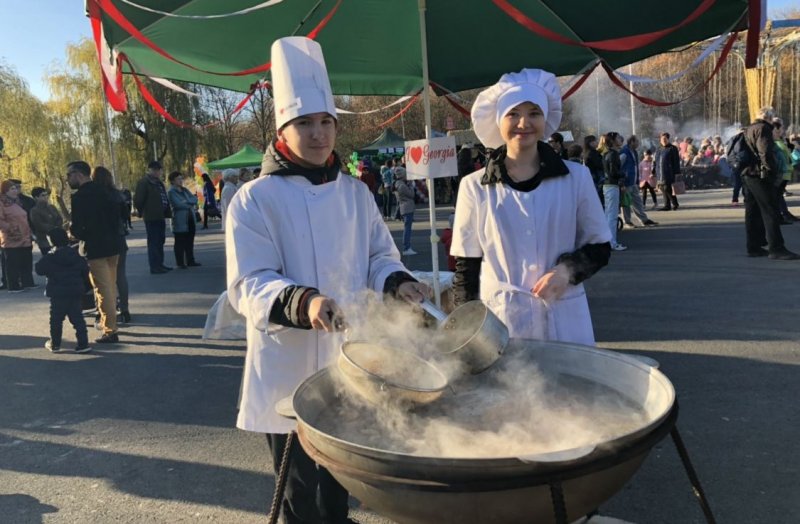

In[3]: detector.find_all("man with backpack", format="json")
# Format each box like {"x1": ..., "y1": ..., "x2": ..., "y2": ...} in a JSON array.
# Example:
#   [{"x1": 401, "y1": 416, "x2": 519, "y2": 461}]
[
  {"x1": 740, "y1": 107, "x2": 799, "y2": 260},
  {"x1": 725, "y1": 127, "x2": 748, "y2": 205}
]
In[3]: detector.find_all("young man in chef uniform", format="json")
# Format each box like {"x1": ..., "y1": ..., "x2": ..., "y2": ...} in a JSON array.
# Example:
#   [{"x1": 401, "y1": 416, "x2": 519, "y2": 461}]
[
  {"x1": 451, "y1": 69, "x2": 612, "y2": 346},
  {"x1": 225, "y1": 37, "x2": 428, "y2": 523}
]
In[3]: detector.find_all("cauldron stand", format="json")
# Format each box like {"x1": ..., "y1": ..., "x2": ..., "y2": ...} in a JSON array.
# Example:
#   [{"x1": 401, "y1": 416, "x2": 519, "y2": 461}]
[{"x1": 294, "y1": 402, "x2": 717, "y2": 524}]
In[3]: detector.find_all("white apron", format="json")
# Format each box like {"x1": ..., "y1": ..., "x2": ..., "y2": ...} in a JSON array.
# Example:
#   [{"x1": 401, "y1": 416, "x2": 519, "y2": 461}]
[
  {"x1": 450, "y1": 161, "x2": 611, "y2": 346},
  {"x1": 226, "y1": 173, "x2": 408, "y2": 433}
]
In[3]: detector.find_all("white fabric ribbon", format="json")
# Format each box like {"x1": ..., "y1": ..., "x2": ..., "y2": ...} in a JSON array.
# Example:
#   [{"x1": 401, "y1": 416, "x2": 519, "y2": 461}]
[
  {"x1": 336, "y1": 95, "x2": 413, "y2": 115},
  {"x1": 118, "y1": 0, "x2": 284, "y2": 19},
  {"x1": 149, "y1": 77, "x2": 200, "y2": 96},
  {"x1": 615, "y1": 31, "x2": 731, "y2": 84}
]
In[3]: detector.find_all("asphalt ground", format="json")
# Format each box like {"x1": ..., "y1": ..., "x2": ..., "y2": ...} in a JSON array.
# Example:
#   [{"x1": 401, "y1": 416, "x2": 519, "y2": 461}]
[{"x1": 1, "y1": 184, "x2": 799, "y2": 524}]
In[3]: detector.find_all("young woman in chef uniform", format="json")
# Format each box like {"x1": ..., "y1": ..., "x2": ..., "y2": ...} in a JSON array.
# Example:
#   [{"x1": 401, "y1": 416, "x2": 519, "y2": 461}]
[
  {"x1": 225, "y1": 37, "x2": 428, "y2": 523},
  {"x1": 451, "y1": 69, "x2": 612, "y2": 345}
]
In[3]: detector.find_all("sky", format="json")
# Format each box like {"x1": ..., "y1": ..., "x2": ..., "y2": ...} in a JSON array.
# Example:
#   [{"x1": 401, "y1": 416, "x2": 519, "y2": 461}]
[{"x1": 0, "y1": 0, "x2": 797, "y2": 102}]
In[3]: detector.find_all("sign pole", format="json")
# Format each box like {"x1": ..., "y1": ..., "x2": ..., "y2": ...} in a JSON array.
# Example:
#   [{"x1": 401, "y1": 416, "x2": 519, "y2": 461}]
[{"x1": 418, "y1": 0, "x2": 441, "y2": 307}]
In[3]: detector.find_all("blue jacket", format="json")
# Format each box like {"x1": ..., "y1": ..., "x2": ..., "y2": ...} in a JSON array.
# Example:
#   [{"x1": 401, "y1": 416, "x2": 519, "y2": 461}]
[
  {"x1": 34, "y1": 245, "x2": 89, "y2": 299},
  {"x1": 620, "y1": 145, "x2": 639, "y2": 186},
  {"x1": 167, "y1": 186, "x2": 198, "y2": 234}
]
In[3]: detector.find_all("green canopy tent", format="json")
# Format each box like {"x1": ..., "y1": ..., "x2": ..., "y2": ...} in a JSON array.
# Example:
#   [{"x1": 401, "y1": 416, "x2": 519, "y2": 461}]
[
  {"x1": 90, "y1": 0, "x2": 760, "y2": 302},
  {"x1": 91, "y1": 0, "x2": 755, "y2": 95},
  {"x1": 356, "y1": 129, "x2": 407, "y2": 155},
  {"x1": 206, "y1": 144, "x2": 263, "y2": 170}
]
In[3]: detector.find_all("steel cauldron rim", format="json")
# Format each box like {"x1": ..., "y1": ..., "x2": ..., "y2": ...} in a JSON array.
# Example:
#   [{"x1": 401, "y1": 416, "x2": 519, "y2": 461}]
[
  {"x1": 298, "y1": 401, "x2": 678, "y2": 491},
  {"x1": 292, "y1": 340, "x2": 675, "y2": 468}
]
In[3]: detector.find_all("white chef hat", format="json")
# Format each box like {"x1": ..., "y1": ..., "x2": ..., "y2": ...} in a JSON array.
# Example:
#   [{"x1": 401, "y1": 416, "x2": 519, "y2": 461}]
[
  {"x1": 271, "y1": 36, "x2": 337, "y2": 131},
  {"x1": 471, "y1": 69, "x2": 562, "y2": 149}
]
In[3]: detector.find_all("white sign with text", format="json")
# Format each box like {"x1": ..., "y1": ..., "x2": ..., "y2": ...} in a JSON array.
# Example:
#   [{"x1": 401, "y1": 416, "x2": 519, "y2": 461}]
[{"x1": 403, "y1": 136, "x2": 457, "y2": 180}]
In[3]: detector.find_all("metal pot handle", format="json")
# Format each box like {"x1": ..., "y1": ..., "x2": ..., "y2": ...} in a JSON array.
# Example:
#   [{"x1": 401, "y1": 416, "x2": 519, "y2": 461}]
[
  {"x1": 419, "y1": 298, "x2": 449, "y2": 324},
  {"x1": 275, "y1": 396, "x2": 297, "y2": 420},
  {"x1": 497, "y1": 288, "x2": 554, "y2": 340}
]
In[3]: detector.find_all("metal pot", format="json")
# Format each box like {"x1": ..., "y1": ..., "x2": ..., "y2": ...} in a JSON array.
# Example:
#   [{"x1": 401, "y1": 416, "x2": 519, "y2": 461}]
[
  {"x1": 292, "y1": 339, "x2": 676, "y2": 524},
  {"x1": 338, "y1": 340, "x2": 449, "y2": 406},
  {"x1": 423, "y1": 299, "x2": 509, "y2": 374}
]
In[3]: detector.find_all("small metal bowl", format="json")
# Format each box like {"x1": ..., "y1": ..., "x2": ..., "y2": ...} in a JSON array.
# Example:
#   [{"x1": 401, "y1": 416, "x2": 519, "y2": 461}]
[{"x1": 338, "y1": 341, "x2": 448, "y2": 406}]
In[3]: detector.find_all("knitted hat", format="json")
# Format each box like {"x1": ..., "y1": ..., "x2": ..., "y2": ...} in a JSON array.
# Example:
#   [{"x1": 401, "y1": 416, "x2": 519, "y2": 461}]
[{"x1": 471, "y1": 69, "x2": 562, "y2": 149}]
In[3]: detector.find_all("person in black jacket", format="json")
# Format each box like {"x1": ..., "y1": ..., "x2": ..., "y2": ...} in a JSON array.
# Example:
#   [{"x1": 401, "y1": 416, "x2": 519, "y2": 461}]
[
  {"x1": 741, "y1": 108, "x2": 800, "y2": 260},
  {"x1": 35, "y1": 227, "x2": 90, "y2": 353},
  {"x1": 602, "y1": 131, "x2": 627, "y2": 251},
  {"x1": 67, "y1": 161, "x2": 122, "y2": 344},
  {"x1": 582, "y1": 135, "x2": 605, "y2": 205},
  {"x1": 91, "y1": 166, "x2": 132, "y2": 323},
  {"x1": 547, "y1": 132, "x2": 569, "y2": 160},
  {"x1": 654, "y1": 132, "x2": 681, "y2": 211}
]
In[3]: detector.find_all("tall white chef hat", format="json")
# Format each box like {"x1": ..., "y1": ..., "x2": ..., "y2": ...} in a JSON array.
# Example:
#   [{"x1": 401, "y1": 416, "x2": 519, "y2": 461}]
[
  {"x1": 271, "y1": 36, "x2": 337, "y2": 131},
  {"x1": 471, "y1": 69, "x2": 562, "y2": 149}
]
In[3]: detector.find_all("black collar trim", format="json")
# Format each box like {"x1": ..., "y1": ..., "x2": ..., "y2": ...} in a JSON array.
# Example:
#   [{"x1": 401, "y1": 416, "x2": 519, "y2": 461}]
[{"x1": 481, "y1": 142, "x2": 570, "y2": 191}]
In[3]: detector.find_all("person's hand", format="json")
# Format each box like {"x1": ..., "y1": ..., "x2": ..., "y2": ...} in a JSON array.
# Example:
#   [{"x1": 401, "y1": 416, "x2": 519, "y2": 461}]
[
  {"x1": 397, "y1": 281, "x2": 430, "y2": 303},
  {"x1": 307, "y1": 295, "x2": 345, "y2": 332},
  {"x1": 532, "y1": 264, "x2": 571, "y2": 304}
]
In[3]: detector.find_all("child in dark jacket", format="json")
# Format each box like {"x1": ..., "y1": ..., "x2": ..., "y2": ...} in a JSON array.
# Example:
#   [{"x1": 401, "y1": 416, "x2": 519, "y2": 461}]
[{"x1": 34, "y1": 227, "x2": 91, "y2": 353}]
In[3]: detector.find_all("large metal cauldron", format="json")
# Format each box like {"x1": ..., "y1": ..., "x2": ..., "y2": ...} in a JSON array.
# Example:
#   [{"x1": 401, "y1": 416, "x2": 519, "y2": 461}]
[{"x1": 292, "y1": 339, "x2": 676, "y2": 524}]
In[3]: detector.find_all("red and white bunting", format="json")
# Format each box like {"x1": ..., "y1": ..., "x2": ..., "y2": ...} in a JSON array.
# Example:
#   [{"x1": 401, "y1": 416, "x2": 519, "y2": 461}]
[{"x1": 117, "y1": 0, "x2": 284, "y2": 19}]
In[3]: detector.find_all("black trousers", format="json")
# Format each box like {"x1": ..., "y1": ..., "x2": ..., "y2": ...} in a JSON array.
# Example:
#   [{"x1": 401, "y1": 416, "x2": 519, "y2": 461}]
[
  {"x1": 777, "y1": 180, "x2": 791, "y2": 218},
  {"x1": 173, "y1": 220, "x2": 196, "y2": 266},
  {"x1": 658, "y1": 183, "x2": 679, "y2": 209},
  {"x1": 266, "y1": 433, "x2": 349, "y2": 524},
  {"x1": 117, "y1": 244, "x2": 129, "y2": 312},
  {"x1": 0, "y1": 248, "x2": 6, "y2": 288},
  {"x1": 743, "y1": 175, "x2": 785, "y2": 253},
  {"x1": 50, "y1": 296, "x2": 88, "y2": 346},
  {"x1": 641, "y1": 183, "x2": 658, "y2": 206},
  {"x1": 3, "y1": 246, "x2": 35, "y2": 290}
]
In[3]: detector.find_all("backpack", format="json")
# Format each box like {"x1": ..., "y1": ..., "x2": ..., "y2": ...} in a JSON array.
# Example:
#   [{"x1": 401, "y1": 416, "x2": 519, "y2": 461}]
[{"x1": 725, "y1": 133, "x2": 756, "y2": 173}]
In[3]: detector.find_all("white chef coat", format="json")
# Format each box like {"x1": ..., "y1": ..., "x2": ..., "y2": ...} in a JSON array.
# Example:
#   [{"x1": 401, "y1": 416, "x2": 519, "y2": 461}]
[
  {"x1": 451, "y1": 160, "x2": 611, "y2": 345},
  {"x1": 226, "y1": 173, "x2": 409, "y2": 433}
]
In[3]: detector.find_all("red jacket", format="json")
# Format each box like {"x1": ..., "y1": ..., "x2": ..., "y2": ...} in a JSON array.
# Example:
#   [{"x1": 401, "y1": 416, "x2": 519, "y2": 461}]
[
  {"x1": 440, "y1": 227, "x2": 456, "y2": 271},
  {"x1": 0, "y1": 196, "x2": 32, "y2": 248}
]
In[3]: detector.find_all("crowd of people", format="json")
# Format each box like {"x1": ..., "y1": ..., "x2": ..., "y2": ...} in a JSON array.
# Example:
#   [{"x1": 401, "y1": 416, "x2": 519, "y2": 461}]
[{"x1": 0, "y1": 160, "x2": 266, "y2": 353}]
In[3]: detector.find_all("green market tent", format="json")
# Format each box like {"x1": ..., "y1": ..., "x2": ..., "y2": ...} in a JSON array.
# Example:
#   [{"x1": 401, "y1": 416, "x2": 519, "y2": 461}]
[
  {"x1": 206, "y1": 144, "x2": 263, "y2": 170},
  {"x1": 357, "y1": 129, "x2": 407, "y2": 155},
  {"x1": 91, "y1": 0, "x2": 756, "y2": 96},
  {"x1": 89, "y1": 0, "x2": 759, "y2": 304}
]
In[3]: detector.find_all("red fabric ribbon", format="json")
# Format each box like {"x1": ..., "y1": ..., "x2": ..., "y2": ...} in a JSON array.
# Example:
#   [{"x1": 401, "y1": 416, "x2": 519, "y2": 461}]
[
  {"x1": 745, "y1": 0, "x2": 761, "y2": 68},
  {"x1": 93, "y1": 0, "x2": 342, "y2": 77},
  {"x1": 122, "y1": 54, "x2": 262, "y2": 128},
  {"x1": 89, "y1": 3, "x2": 128, "y2": 111},
  {"x1": 562, "y1": 62, "x2": 600, "y2": 101},
  {"x1": 601, "y1": 31, "x2": 737, "y2": 107},
  {"x1": 442, "y1": 93, "x2": 471, "y2": 118},
  {"x1": 492, "y1": 0, "x2": 716, "y2": 52},
  {"x1": 378, "y1": 91, "x2": 422, "y2": 128}
]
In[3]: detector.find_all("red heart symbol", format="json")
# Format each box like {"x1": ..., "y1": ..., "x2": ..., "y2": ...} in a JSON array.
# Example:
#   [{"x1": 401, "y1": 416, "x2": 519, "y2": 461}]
[{"x1": 409, "y1": 146, "x2": 423, "y2": 164}]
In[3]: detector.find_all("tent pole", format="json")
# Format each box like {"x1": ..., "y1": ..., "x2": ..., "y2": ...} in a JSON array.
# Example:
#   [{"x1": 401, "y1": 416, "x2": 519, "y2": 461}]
[
  {"x1": 628, "y1": 63, "x2": 636, "y2": 137},
  {"x1": 102, "y1": 92, "x2": 118, "y2": 179},
  {"x1": 418, "y1": 0, "x2": 441, "y2": 307}
]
